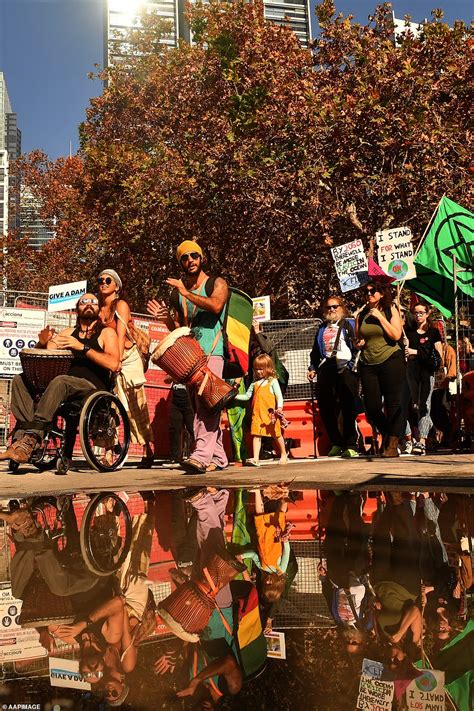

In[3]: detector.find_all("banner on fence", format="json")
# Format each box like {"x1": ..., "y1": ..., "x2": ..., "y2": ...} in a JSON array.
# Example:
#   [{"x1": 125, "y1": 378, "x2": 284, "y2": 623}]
[
  {"x1": 331, "y1": 239, "x2": 369, "y2": 292},
  {"x1": 0, "y1": 583, "x2": 47, "y2": 661},
  {"x1": 0, "y1": 307, "x2": 46, "y2": 375},
  {"x1": 375, "y1": 226, "x2": 417, "y2": 281},
  {"x1": 48, "y1": 280, "x2": 87, "y2": 312},
  {"x1": 49, "y1": 657, "x2": 92, "y2": 690}
]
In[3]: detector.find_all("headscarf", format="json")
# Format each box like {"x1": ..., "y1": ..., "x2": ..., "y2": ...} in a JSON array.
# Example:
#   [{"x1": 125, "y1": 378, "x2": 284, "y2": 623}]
[
  {"x1": 100, "y1": 269, "x2": 123, "y2": 291},
  {"x1": 176, "y1": 240, "x2": 203, "y2": 262}
]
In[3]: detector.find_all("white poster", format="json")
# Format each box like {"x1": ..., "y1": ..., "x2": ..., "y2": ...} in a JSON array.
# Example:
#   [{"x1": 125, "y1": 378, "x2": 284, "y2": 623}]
[
  {"x1": 49, "y1": 657, "x2": 92, "y2": 690},
  {"x1": 357, "y1": 674, "x2": 394, "y2": 711},
  {"x1": 252, "y1": 296, "x2": 271, "y2": 322},
  {"x1": 48, "y1": 280, "x2": 87, "y2": 312},
  {"x1": 0, "y1": 308, "x2": 46, "y2": 376},
  {"x1": 375, "y1": 226, "x2": 417, "y2": 280},
  {"x1": 264, "y1": 631, "x2": 286, "y2": 659},
  {"x1": 331, "y1": 239, "x2": 369, "y2": 292},
  {"x1": 0, "y1": 584, "x2": 47, "y2": 661},
  {"x1": 405, "y1": 669, "x2": 445, "y2": 711}
]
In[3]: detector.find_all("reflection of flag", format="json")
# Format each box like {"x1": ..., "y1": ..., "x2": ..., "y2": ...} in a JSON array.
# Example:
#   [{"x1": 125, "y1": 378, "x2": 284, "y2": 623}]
[{"x1": 407, "y1": 197, "x2": 473, "y2": 316}]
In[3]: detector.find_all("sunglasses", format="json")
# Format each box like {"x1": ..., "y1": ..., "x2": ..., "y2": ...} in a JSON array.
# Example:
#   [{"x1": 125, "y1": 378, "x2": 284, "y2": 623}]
[
  {"x1": 83, "y1": 670, "x2": 104, "y2": 680},
  {"x1": 79, "y1": 297, "x2": 98, "y2": 305},
  {"x1": 326, "y1": 304, "x2": 340, "y2": 311},
  {"x1": 414, "y1": 311, "x2": 427, "y2": 316},
  {"x1": 180, "y1": 252, "x2": 201, "y2": 263},
  {"x1": 366, "y1": 287, "x2": 378, "y2": 295},
  {"x1": 98, "y1": 276, "x2": 113, "y2": 285}
]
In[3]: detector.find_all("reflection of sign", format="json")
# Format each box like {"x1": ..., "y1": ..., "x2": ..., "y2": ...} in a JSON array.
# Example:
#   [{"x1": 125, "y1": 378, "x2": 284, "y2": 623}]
[
  {"x1": 264, "y1": 631, "x2": 286, "y2": 659},
  {"x1": 331, "y1": 239, "x2": 369, "y2": 292},
  {"x1": 405, "y1": 670, "x2": 445, "y2": 710},
  {"x1": 48, "y1": 280, "x2": 87, "y2": 312},
  {"x1": 0, "y1": 583, "x2": 47, "y2": 661},
  {"x1": 362, "y1": 658, "x2": 384, "y2": 679},
  {"x1": 357, "y1": 674, "x2": 394, "y2": 711},
  {"x1": 49, "y1": 657, "x2": 92, "y2": 690},
  {"x1": 252, "y1": 296, "x2": 271, "y2": 322},
  {"x1": 375, "y1": 226, "x2": 417, "y2": 281},
  {"x1": 0, "y1": 308, "x2": 46, "y2": 376}
]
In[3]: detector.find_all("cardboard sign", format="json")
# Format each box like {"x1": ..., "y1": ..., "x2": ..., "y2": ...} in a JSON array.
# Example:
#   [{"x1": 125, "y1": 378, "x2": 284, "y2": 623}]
[
  {"x1": 264, "y1": 631, "x2": 286, "y2": 659},
  {"x1": 0, "y1": 584, "x2": 47, "y2": 661},
  {"x1": 48, "y1": 280, "x2": 87, "y2": 312},
  {"x1": 252, "y1": 296, "x2": 271, "y2": 322},
  {"x1": 362, "y1": 658, "x2": 385, "y2": 679},
  {"x1": 0, "y1": 308, "x2": 46, "y2": 375},
  {"x1": 49, "y1": 657, "x2": 92, "y2": 690},
  {"x1": 357, "y1": 673, "x2": 394, "y2": 711},
  {"x1": 331, "y1": 239, "x2": 369, "y2": 292},
  {"x1": 375, "y1": 226, "x2": 417, "y2": 281},
  {"x1": 405, "y1": 669, "x2": 445, "y2": 710}
]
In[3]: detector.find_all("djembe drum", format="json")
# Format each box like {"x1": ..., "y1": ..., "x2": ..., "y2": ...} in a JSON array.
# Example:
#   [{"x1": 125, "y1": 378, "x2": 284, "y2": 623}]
[
  {"x1": 20, "y1": 349, "x2": 74, "y2": 394},
  {"x1": 157, "y1": 551, "x2": 244, "y2": 642},
  {"x1": 152, "y1": 328, "x2": 236, "y2": 413}
]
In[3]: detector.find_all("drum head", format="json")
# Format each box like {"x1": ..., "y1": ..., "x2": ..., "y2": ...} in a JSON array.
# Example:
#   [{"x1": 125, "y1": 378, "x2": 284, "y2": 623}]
[
  {"x1": 20, "y1": 348, "x2": 74, "y2": 358},
  {"x1": 152, "y1": 327, "x2": 191, "y2": 361}
]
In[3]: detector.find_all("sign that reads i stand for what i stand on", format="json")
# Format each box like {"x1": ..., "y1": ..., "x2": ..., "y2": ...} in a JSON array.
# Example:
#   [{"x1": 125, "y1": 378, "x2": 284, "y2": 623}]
[
  {"x1": 331, "y1": 239, "x2": 370, "y2": 293},
  {"x1": 375, "y1": 226, "x2": 417, "y2": 281}
]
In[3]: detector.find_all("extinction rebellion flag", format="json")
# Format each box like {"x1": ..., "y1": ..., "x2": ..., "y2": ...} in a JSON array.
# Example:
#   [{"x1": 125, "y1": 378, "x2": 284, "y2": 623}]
[{"x1": 407, "y1": 196, "x2": 473, "y2": 317}]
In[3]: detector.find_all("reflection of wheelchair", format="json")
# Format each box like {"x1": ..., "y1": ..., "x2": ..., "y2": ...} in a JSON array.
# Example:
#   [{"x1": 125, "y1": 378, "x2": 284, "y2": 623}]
[{"x1": 9, "y1": 350, "x2": 130, "y2": 475}]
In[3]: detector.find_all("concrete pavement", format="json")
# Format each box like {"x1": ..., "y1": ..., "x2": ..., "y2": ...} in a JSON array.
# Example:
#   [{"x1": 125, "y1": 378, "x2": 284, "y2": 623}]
[{"x1": 0, "y1": 453, "x2": 472, "y2": 498}]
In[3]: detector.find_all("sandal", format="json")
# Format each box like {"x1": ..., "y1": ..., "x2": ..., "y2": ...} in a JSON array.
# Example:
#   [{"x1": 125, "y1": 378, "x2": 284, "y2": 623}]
[{"x1": 206, "y1": 463, "x2": 225, "y2": 472}]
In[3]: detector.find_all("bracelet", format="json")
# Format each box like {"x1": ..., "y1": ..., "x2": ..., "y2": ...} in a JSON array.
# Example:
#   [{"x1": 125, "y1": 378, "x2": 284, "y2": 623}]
[{"x1": 82, "y1": 345, "x2": 91, "y2": 356}]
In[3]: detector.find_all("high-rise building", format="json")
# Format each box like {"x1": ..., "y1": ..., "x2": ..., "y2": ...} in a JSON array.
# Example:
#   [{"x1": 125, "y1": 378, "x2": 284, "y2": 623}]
[
  {"x1": 104, "y1": 0, "x2": 312, "y2": 67},
  {"x1": 0, "y1": 73, "x2": 21, "y2": 233},
  {"x1": 19, "y1": 186, "x2": 56, "y2": 251}
]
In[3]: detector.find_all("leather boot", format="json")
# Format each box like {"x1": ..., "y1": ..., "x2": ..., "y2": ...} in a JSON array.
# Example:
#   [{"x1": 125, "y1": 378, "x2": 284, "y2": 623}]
[{"x1": 381, "y1": 436, "x2": 399, "y2": 458}]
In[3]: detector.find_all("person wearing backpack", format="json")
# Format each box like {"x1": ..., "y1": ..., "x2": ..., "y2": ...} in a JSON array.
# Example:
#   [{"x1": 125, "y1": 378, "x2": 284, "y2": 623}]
[
  {"x1": 404, "y1": 303, "x2": 443, "y2": 456},
  {"x1": 354, "y1": 281, "x2": 404, "y2": 458},
  {"x1": 146, "y1": 241, "x2": 229, "y2": 475},
  {"x1": 307, "y1": 296, "x2": 359, "y2": 458}
]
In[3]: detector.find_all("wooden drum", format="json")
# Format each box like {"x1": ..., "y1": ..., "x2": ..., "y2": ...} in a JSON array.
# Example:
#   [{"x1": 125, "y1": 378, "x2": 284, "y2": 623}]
[
  {"x1": 151, "y1": 327, "x2": 207, "y2": 383},
  {"x1": 20, "y1": 348, "x2": 74, "y2": 393},
  {"x1": 157, "y1": 582, "x2": 215, "y2": 642},
  {"x1": 195, "y1": 551, "x2": 245, "y2": 596},
  {"x1": 188, "y1": 367, "x2": 237, "y2": 415}
]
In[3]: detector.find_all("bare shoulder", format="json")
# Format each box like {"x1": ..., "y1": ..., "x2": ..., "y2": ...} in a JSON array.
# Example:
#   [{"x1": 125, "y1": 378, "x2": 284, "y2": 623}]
[
  {"x1": 214, "y1": 276, "x2": 228, "y2": 289},
  {"x1": 99, "y1": 326, "x2": 118, "y2": 346},
  {"x1": 115, "y1": 299, "x2": 131, "y2": 318}
]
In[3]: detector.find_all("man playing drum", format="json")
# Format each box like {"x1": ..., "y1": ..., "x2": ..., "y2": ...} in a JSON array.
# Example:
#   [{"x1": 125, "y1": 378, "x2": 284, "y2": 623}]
[
  {"x1": 147, "y1": 241, "x2": 229, "y2": 475},
  {"x1": 0, "y1": 294, "x2": 120, "y2": 464}
]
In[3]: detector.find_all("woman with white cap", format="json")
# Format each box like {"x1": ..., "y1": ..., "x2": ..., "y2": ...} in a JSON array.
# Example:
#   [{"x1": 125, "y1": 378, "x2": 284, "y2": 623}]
[{"x1": 98, "y1": 269, "x2": 154, "y2": 465}]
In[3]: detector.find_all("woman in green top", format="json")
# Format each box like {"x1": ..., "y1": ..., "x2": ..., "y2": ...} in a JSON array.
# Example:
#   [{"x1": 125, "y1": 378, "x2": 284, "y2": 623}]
[{"x1": 355, "y1": 281, "x2": 404, "y2": 457}]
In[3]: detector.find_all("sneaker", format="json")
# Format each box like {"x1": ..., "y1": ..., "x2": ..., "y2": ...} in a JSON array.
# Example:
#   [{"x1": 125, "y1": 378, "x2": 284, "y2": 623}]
[
  {"x1": 246, "y1": 459, "x2": 261, "y2": 467},
  {"x1": 400, "y1": 440, "x2": 413, "y2": 455},
  {"x1": 412, "y1": 442, "x2": 426, "y2": 456},
  {"x1": 327, "y1": 446, "x2": 343, "y2": 457},
  {"x1": 0, "y1": 434, "x2": 39, "y2": 464},
  {"x1": 341, "y1": 448, "x2": 359, "y2": 458}
]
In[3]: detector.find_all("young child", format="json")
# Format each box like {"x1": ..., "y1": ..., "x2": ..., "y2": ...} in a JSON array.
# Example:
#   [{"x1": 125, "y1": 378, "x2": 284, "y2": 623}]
[
  {"x1": 241, "y1": 488, "x2": 293, "y2": 607},
  {"x1": 235, "y1": 354, "x2": 288, "y2": 466}
]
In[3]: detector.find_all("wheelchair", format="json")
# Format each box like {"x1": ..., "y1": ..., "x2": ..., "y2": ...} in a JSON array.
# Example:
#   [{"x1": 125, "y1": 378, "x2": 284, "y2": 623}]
[{"x1": 8, "y1": 350, "x2": 131, "y2": 475}]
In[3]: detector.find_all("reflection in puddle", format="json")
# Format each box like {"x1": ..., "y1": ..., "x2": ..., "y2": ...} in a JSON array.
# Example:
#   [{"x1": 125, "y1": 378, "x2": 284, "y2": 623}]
[{"x1": 0, "y1": 488, "x2": 471, "y2": 710}]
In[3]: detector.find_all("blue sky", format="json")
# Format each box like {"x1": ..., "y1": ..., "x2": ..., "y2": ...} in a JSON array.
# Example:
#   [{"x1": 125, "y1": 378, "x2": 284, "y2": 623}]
[{"x1": 0, "y1": 0, "x2": 471, "y2": 159}]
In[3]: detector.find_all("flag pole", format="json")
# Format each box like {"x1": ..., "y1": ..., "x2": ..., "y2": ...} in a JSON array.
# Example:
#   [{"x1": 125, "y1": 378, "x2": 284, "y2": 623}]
[
  {"x1": 398, "y1": 193, "x2": 446, "y2": 294},
  {"x1": 453, "y1": 255, "x2": 463, "y2": 452}
]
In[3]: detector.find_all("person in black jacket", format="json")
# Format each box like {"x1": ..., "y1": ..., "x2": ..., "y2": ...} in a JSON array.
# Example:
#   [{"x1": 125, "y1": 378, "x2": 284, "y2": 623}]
[{"x1": 307, "y1": 296, "x2": 359, "y2": 458}]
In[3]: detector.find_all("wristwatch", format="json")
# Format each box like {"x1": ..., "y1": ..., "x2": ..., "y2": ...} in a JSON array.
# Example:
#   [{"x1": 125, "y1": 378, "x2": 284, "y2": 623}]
[{"x1": 82, "y1": 345, "x2": 91, "y2": 356}]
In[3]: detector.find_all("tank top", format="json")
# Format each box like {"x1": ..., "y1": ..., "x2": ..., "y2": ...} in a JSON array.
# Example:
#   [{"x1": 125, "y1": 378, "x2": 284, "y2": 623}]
[
  {"x1": 68, "y1": 325, "x2": 111, "y2": 390},
  {"x1": 359, "y1": 311, "x2": 400, "y2": 365},
  {"x1": 179, "y1": 279, "x2": 225, "y2": 357}
]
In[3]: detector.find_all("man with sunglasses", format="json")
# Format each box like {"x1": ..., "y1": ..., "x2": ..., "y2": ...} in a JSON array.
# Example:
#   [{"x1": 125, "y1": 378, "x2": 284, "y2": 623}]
[
  {"x1": 147, "y1": 241, "x2": 229, "y2": 474},
  {"x1": 0, "y1": 293, "x2": 120, "y2": 464}
]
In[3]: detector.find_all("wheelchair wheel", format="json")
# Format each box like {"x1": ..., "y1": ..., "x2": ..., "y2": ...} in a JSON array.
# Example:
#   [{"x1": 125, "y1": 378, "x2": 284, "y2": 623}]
[
  {"x1": 32, "y1": 433, "x2": 60, "y2": 472},
  {"x1": 79, "y1": 391, "x2": 130, "y2": 472},
  {"x1": 80, "y1": 493, "x2": 132, "y2": 576}
]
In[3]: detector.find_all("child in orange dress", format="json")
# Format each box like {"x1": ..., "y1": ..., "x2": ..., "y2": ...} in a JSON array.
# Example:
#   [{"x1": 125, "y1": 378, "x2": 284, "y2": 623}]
[{"x1": 235, "y1": 354, "x2": 287, "y2": 467}]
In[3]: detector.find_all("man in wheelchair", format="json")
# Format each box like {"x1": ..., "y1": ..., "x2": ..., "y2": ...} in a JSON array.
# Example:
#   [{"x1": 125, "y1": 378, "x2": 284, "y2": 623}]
[{"x1": 0, "y1": 293, "x2": 120, "y2": 464}]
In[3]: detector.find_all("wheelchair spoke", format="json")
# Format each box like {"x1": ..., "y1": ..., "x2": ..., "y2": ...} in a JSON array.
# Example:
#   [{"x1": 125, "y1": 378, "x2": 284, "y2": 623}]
[{"x1": 79, "y1": 392, "x2": 130, "y2": 472}]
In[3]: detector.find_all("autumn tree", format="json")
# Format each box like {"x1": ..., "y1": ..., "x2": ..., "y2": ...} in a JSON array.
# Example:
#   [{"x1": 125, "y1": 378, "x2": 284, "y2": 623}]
[{"x1": 13, "y1": 1, "x2": 472, "y2": 316}]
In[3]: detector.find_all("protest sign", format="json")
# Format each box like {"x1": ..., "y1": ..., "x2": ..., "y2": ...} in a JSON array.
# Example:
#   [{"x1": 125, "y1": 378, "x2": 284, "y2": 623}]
[
  {"x1": 0, "y1": 308, "x2": 46, "y2": 376},
  {"x1": 357, "y1": 673, "x2": 394, "y2": 711},
  {"x1": 362, "y1": 658, "x2": 385, "y2": 679},
  {"x1": 405, "y1": 669, "x2": 445, "y2": 711},
  {"x1": 0, "y1": 584, "x2": 47, "y2": 661},
  {"x1": 48, "y1": 280, "x2": 87, "y2": 312},
  {"x1": 49, "y1": 657, "x2": 92, "y2": 690},
  {"x1": 331, "y1": 239, "x2": 369, "y2": 292},
  {"x1": 252, "y1": 296, "x2": 271, "y2": 322},
  {"x1": 375, "y1": 226, "x2": 417, "y2": 281},
  {"x1": 264, "y1": 631, "x2": 286, "y2": 659}
]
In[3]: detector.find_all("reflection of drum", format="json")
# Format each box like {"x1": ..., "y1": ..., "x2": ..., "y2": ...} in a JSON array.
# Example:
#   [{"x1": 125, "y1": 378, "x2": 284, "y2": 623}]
[
  {"x1": 20, "y1": 349, "x2": 74, "y2": 393},
  {"x1": 152, "y1": 328, "x2": 236, "y2": 413},
  {"x1": 157, "y1": 582, "x2": 214, "y2": 642},
  {"x1": 158, "y1": 552, "x2": 244, "y2": 642}
]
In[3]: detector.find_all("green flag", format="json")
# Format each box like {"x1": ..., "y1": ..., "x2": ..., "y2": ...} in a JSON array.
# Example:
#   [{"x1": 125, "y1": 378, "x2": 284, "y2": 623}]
[{"x1": 406, "y1": 196, "x2": 473, "y2": 316}]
